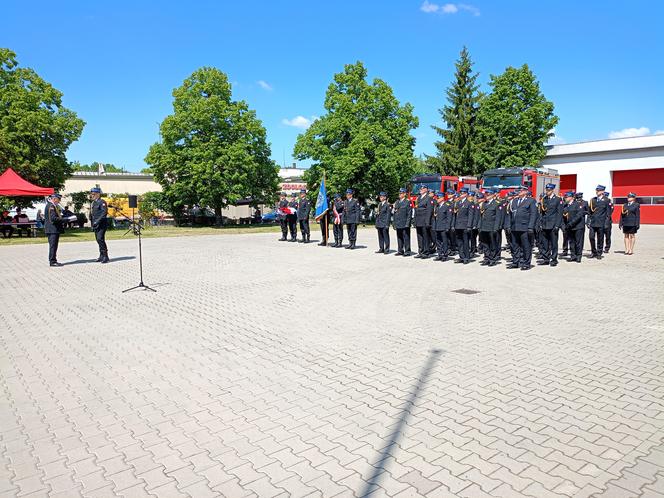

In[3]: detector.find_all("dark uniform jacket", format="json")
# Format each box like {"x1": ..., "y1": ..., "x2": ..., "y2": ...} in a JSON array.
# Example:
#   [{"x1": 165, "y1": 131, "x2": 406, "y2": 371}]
[
  {"x1": 277, "y1": 199, "x2": 289, "y2": 220},
  {"x1": 509, "y1": 196, "x2": 537, "y2": 231},
  {"x1": 296, "y1": 197, "x2": 310, "y2": 221},
  {"x1": 605, "y1": 197, "x2": 614, "y2": 228},
  {"x1": 333, "y1": 199, "x2": 344, "y2": 223},
  {"x1": 478, "y1": 199, "x2": 501, "y2": 232},
  {"x1": 562, "y1": 201, "x2": 585, "y2": 230},
  {"x1": 453, "y1": 198, "x2": 473, "y2": 230},
  {"x1": 620, "y1": 202, "x2": 640, "y2": 228},
  {"x1": 414, "y1": 194, "x2": 434, "y2": 227},
  {"x1": 540, "y1": 194, "x2": 563, "y2": 230},
  {"x1": 287, "y1": 199, "x2": 299, "y2": 216},
  {"x1": 91, "y1": 198, "x2": 108, "y2": 230},
  {"x1": 375, "y1": 201, "x2": 391, "y2": 229},
  {"x1": 588, "y1": 196, "x2": 611, "y2": 228},
  {"x1": 433, "y1": 201, "x2": 454, "y2": 231},
  {"x1": 44, "y1": 201, "x2": 65, "y2": 235},
  {"x1": 343, "y1": 198, "x2": 360, "y2": 224},
  {"x1": 393, "y1": 198, "x2": 411, "y2": 229}
]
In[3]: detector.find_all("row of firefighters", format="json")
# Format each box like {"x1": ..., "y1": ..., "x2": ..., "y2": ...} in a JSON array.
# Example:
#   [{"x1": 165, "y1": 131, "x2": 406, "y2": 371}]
[{"x1": 275, "y1": 183, "x2": 641, "y2": 269}]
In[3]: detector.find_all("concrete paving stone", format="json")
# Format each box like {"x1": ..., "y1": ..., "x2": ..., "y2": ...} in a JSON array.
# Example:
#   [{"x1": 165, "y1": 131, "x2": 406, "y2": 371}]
[
  {"x1": 147, "y1": 481, "x2": 189, "y2": 498},
  {"x1": 2, "y1": 228, "x2": 664, "y2": 497}
]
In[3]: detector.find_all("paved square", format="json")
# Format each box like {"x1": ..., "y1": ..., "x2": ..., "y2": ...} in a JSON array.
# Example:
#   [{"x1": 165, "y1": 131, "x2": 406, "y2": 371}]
[{"x1": 1, "y1": 226, "x2": 663, "y2": 497}]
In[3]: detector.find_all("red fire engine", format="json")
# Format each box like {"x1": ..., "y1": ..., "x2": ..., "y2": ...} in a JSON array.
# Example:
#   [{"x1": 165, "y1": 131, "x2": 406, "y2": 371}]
[
  {"x1": 480, "y1": 167, "x2": 560, "y2": 198},
  {"x1": 408, "y1": 173, "x2": 479, "y2": 201}
]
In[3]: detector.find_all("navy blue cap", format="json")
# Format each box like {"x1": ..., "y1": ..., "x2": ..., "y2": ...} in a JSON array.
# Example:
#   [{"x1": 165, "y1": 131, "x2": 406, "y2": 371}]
[
  {"x1": 545, "y1": 183, "x2": 556, "y2": 190},
  {"x1": 459, "y1": 187, "x2": 469, "y2": 194},
  {"x1": 605, "y1": 192, "x2": 610, "y2": 196},
  {"x1": 596, "y1": 184, "x2": 606, "y2": 191},
  {"x1": 436, "y1": 191, "x2": 444, "y2": 197},
  {"x1": 333, "y1": 193, "x2": 341, "y2": 199},
  {"x1": 467, "y1": 190, "x2": 476, "y2": 196},
  {"x1": 291, "y1": 192, "x2": 297, "y2": 197},
  {"x1": 51, "y1": 193, "x2": 62, "y2": 199},
  {"x1": 90, "y1": 187, "x2": 102, "y2": 193},
  {"x1": 446, "y1": 189, "x2": 455, "y2": 195},
  {"x1": 627, "y1": 192, "x2": 637, "y2": 198},
  {"x1": 300, "y1": 189, "x2": 306, "y2": 193},
  {"x1": 379, "y1": 191, "x2": 387, "y2": 197},
  {"x1": 575, "y1": 192, "x2": 583, "y2": 198},
  {"x1": 564, "y1": 191, "x2": 574, "y2": 198},
  {"x1": 419, "y1": 184, "x2": 428, "y2": 190},
  {"x1": 346, "y1": 188, "x2": 354, "y2": 194},
  {"x1": 507, "y1": 191, "x2": 516, "y2": 197},
  {"x1": 476, "y1": 192, "x2": 485, "y2": 199},
  {"x1": 399, "y1": 187, "x2": 407, "y2": 193},
  {"x1": 280, "y1": 191, "x2": 287, "y2": 196}
]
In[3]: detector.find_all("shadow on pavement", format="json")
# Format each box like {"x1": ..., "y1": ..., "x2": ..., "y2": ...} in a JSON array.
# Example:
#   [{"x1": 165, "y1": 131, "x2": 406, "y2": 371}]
[
  {"x1": 64, "y1": 256, "x2": 136, "y2": 265},
  {"x1": 358, "y1": 348, "x2": 444, "y2": 497}
]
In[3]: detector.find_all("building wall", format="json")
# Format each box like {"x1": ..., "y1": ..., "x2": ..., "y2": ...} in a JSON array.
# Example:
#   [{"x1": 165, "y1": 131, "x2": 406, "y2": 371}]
[{"x1": 62, "y1": 173, "x2": 162, "y2": 197}]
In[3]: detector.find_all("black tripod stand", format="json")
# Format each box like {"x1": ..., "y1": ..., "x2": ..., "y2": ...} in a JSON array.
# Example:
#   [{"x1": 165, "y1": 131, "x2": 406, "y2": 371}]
[{"x1": 122, "y1": 208, "x2": 156, "y2": 293}]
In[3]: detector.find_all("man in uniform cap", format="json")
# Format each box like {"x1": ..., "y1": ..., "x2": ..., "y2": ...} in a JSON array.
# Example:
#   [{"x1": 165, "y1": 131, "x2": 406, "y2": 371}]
[
  {"x1": 343, "y1": 188, "x2": 360, "y2": 249},
  {"x1": 375, "y1": 191, "x2": 391, "y2": 254},
  {"x1": 287, "y1": 193, "x2": 298, "y2": 241},
  {"x1": 537, "y1": 183, "x2": 563, "y2": 266},
  {"x1": 331, "y1": 193, "x2": 344, "y2": 247},
  {"x1": 467, "y1": 191, "x2": 479, "y2": 255},
  {"x1": 478, "y1": 190, "x2": 503, "y2": 266},
  {"x1": 432, "y1": 191, "x2": 453, "y2": 261},
  {"x1": 393, "y1": 188, "x2": 412, "y2": 256},
  {"x1": 603, "y1": 191, "x2": 614, "y2": 253},
  {"x1": 587, "y1": 185, "x2": 611, "y2": 259},
  {"x1": 90, "y1": 187, "x2": 109, "y2": 263},
  {"x1": 562, "y1": 191, "x2": 585, "y2": 262},
  {"x1": 276, "y1": 192, "x2": 289, "y2": 241},
  {"x1": 44, "y1": 193, "x2": 66, "y2": 266},
  {"x1": 453, "y1": 188, "x2": 473, "y2": 264},
  {"x1": 296, "y1": 189, "x2": 311, "y2": 243},
  {"x1": 414, "y1": 185, "x2": 434, "y2": 258},
  {"x1": 508, "y1": 187, "x2": 537, "y2": 270}
]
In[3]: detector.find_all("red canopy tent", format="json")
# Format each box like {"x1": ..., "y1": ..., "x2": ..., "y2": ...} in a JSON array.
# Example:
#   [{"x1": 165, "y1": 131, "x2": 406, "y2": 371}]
[{"x1": 0, "y1": 168, "x2": 54, "y2": 196}]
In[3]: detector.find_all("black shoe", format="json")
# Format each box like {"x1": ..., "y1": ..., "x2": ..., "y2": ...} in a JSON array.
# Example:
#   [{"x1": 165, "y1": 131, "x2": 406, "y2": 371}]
[
  {"x1": 383, "y1": 250, "x2": 390, "y2": 255},
  {"x1": 575, "y1": 258, "x2": 582, "y2": 263},
  {"x1": 480, "y1": 260, "x2": 489, "y2": 266},
  {"x1": 279, "y1": 237, "x2": 287, "y2": 241},
  {"x1": 101, "y1": 256, "x2": 109, "y2": 264},
  {"x1": 414, "y1": 254, "x2": 423, "y2": 259},
  {"x1": 454, "y1": 259, "x2": 464, "y2": 264},
  {"x1": 375, "y1": 250, "x2": 384, "y2": 254},
  {"x1": 95, "y1": 256, "x2": 103, "y2": 262},
  {"x1": 537, "y1": 260, "x2": 550, "y2": 265},
  {"x1": 561, "y1": 251, "x2": 568, "y2": 256},
  {"x1": 488, "y1": 262, "x2": 497, "y2": 267},
  {"x1": 433, "y1": 256, "x2": 442, "y2": 261},
  {"x1": 604, "y1": 249, "x2": 610, "y2": 253},
  {"x1": 49, "y1": 262, "x2": 63, "y2": 267},
  {"x1": 549, "y1": 261, "x2": 558, "y2": 267},
  {"x1": 403, "y1": 251, "x2": 412, "y2": 257},
  {"x1": 395, "y1": 252, "x2": 404, "y2": 256},
  {"x1": 345, "y1": 245, "x2": 352, "y2": 249},
  {"x1": 507, "y1": 264, "x2": 520, "y2": 269},
  {"x1": 520, "y1": 265, "x2": 531, "y2": 271},
  {"x1": 290, "y1": 238, "x2": 297, "y2": 242},
  {"x1": 318, "y1": 242, "x2": 326, "y2": 246},
  {"x1": 587, "y1": 254, "x2": 596, "y2": 259},
  {"x1": 440, "y1": 257, "x2": 449, "y2": 262}
]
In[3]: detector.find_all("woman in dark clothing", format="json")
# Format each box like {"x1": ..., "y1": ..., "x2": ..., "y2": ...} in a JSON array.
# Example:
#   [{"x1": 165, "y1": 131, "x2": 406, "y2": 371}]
[{"x1": 619, "y1": 192, "x2": 640, "y2": 255}]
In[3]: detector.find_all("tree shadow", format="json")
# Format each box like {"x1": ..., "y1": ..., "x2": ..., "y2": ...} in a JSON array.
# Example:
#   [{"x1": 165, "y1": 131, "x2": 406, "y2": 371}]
[{"x1": 358, "y1": 348, "x2": 444, "y2": 497}]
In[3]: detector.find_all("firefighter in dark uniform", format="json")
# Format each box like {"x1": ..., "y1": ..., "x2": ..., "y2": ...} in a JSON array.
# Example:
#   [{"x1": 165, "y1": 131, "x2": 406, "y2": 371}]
[
  {"x1": 90, "y1": 187, "x2": 109, "y2": 263},
  {"x1": 475, "y1": 192, "x2": 487, "y2": 257},
  {"x1": 478, "y1": 190, "x2": 502, "y2": 266},
  {"x1": 287, "y1": 193, "x2": 298, "y2": 241},
  {"x1": 467, "y1": 191, "x2": 479, "y2": 255},
  {"x1": 433, "y1": 191, "x2": 453, "y2": 261},
  {"x1": 332, "y1": 193, "x2": 344, "y2": 247},
  {"x1": 562, "y1": 191, "x2": 585, "y2": 262},
  {"x1": 375, "y1": 191, "x2": 391, "y2": 254},
  {"x1": 537, "y1": 183, "x2": 563, "y2": 267},
  {"x1": 277, "y1": 192, "x2": 289, "y2": 241},
  {"x1": 561, "y1": 192, "x2": 572, "y2": 257},
  {"x1": 534, "y1": 193, "x2": 544, "y2": 256},
  {"x1": 296, "y1": 189, "x2": 311, "y2": 243},
  {"x1": 587, "y1": 184, "x2": 611, "y2": 259},
  {"x1": 508, "y1": 187, "x2": 537, "y2": 270},
  {"x1": 446, "y1": 190, "x2": 458, "y2": 255},
  {"x1": 414, "y1": 185, "x2": 434, "y2": 258},
  {"x1": 453, "y1": 188, "x2": 473, "y2": 264},
  {"x1": 393, "y1": 188, "x2": 412, "y2": 256},
  {"x1": 44, "y1": 193, "x2": 65, "y2": 266},
  {"x1": 604, "y1": 191, "x2": 614, "y2": 253},
  {"x1": 343, "y1": 188, "x2": 360, "y2": 249},
  {"x1": 503, "y1": 191, "x2": 515, "y2": 253},
  {"x1": 619, "y1": 192, "x2": 640, "y2": 255}
]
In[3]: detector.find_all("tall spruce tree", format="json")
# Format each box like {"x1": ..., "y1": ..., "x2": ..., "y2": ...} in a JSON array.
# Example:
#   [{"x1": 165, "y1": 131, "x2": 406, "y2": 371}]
[
  {"x1": 474, "y1": 64, "x2": 558, "y2": 170},
  {"x1": 428, "y1": 47, "x2": 481, "y2": 176}
]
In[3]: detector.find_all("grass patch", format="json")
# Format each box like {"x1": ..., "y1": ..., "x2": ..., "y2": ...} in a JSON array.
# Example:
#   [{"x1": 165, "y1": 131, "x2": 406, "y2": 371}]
[{"x1": 0, "y1": 224, "x2": 283, "y2": 246}]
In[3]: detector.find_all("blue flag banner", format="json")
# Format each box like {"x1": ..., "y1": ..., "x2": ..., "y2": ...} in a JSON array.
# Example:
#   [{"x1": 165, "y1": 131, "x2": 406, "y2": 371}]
[{"x1": 314, "y1": 176, "x2": 329, "y2": 221}]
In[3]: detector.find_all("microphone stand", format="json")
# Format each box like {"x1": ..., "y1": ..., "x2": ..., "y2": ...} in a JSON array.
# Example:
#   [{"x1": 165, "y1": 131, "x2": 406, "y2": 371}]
[{"x1": 122, "y1": 208, "x2": 156, "y2": 293}]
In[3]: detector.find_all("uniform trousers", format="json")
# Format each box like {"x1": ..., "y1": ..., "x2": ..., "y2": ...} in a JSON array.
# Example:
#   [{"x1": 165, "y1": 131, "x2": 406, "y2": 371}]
[
  {"x1": 47, "y1": 234, "x2": 60, "y2": 263},
  {"x1": 588, "y1": 227, "x2": 605, "y2": 256},
  {"x1": 455, "y1": 229, "x2": 470, "y2": 261},
  {"x1": 540, "y1": 228, "x2": 559, "y2": 263},
  {"x1": 95, "y1": 227, "x2": 108, "y2": 256},
  {"x1": 568, "y1": 227, "x2": 585, "y2": 261},
  {"x1": 396, "y1": 227, "x2": 410, "y2": 253},
  {"x1": 333, "y1": 222, "x2": 343, "y2": 244},
  {"x1": 279, "y1": 219, "x2": 288, "y2": 238},
  {"x1": 415, "y1": 226, "x2": 430, "y2": 255},
  {"x1": 434, "y1": 230, "x2": 450, "y2": 258},
  {"x1": 511, "y1": 230, "x2": 532, "y2": 267},
  {"x1": 299, "y1": 219, "x2": 310, "y2": 238},
  {"x1": 346, "y1": 223, "x2": 357, "y2": 243},
  {"x1": 376, "y1": 227, "x2": 390, "y2": 251},
  {"x1": 287, "y1": 215, "x2": 297, "y2": 239}
]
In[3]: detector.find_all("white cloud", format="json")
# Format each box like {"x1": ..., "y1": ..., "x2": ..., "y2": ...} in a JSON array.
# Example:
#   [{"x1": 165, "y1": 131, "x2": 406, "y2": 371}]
[
  {"x1": 257, "y1": 80, "x2": 273, "y2": 91},
  {"x1": 654, "y1": 130, "x2": 664, "y2": 135},
  {"x1": 420, "y1": 1, "x2": 480, "y2": 16},
  {"x1": 608, "y1": 127, "x2": 651, "y2": 139},
  {"x1": 282, "y1": 115, "x2": 318, "y2": 129}
]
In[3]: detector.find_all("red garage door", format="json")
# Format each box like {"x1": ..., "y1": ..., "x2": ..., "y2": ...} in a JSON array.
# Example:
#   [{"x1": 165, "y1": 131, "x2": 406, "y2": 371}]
[{"x1": 612, "y1": 168, "x2": 664, "y2": 224}]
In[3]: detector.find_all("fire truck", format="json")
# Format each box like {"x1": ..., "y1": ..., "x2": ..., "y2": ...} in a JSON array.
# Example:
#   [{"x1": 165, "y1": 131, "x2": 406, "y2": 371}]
[
  {"x1": 480, "y1": 167, "x2": 560, "y2": 198},
  {"x1": 407, "y1": 173, "x2": 479, "y2": 201}
]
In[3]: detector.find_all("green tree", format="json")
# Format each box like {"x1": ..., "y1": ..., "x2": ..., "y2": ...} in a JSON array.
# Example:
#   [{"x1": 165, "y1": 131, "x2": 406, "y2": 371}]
[
  {"x1": 474, "y1": 64, "x2": 558, "y2": 171},
  {"x1": 294, "y1": 62, "x2": 419, "y2": 202},
  {"x1": 71, "y1": 161, "x2": 125, "y2": 173},
  {"x1": 145, "y1": 67, "x2": 279, "y2": 224},
  {"x1": 428, "y1": 47, "x2": 482, "y2": 176},
  {"x1": 69, "y1": 191, "x2": 91, "y2": 211},
  {"x1": 0, "y1": 48, "x2": 85, "y2": 207}
]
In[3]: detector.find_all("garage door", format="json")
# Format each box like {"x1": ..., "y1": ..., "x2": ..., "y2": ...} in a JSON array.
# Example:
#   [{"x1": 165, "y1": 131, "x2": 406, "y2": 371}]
[{"x1": 612, "y1": 168, "x2": 664, "y2": 224}]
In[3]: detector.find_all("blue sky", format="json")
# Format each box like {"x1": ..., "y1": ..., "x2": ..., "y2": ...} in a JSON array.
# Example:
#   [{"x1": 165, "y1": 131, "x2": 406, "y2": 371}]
[{"x1": 4, "y1": 0, "x2": 663, "y2": 171}]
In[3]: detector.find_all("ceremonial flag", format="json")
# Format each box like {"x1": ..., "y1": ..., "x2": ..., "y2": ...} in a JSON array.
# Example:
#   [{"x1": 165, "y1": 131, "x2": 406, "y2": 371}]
[{"x1": 314, "y1": 175, "x2": 329, "y2": 221}]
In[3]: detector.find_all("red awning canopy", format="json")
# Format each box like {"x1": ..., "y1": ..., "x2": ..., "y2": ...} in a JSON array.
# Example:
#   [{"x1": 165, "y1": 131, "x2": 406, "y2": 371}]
[{"x1": 0, "y1": 168, "x2": 54, "y2": 196}]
